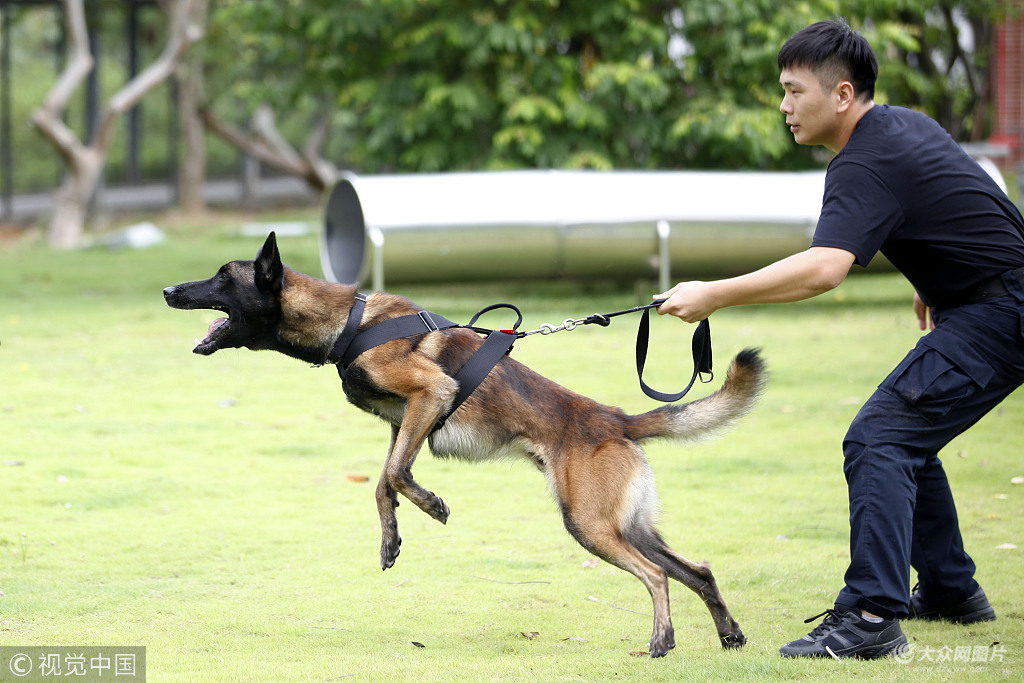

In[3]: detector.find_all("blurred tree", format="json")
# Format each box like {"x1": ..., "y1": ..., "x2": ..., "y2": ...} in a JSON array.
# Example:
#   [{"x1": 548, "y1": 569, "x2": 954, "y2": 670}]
[
  {"x1": 851, "y1": 0, "x2": 1010, "y2": 142},
  {"x1": 201, "y1": 0, "x2": 1016, "y2": 180},
  {"x1": 164, "y1": 0, "x2": 211, "y2": 215},
  {"x1": 32, "y1": 0, "x2": 204, "y2": 248},
  {"x1": 660, "y1": 0, "x2": 1012, "y2": 167}
]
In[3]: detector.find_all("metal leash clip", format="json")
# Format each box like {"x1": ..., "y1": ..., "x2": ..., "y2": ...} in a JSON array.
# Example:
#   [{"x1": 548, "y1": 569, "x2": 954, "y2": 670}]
[{"x1": 522, "y1": 316, "x2": 589, "y2": 336}]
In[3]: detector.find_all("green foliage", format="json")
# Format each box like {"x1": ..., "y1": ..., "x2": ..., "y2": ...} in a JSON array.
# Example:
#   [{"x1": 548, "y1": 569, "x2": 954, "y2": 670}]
[
  {"x1": 3, "y1": 1, "x2": 1018, "y2": 196},
  {"x1": 664, "y1": 0, "x2": 825, "y2": 168},
  {"x1": 203, "y1": 0, "x2": 1017, "y2": 174},
  {"x1": 849, "y1": 0, "x2": 1005, "y2": 140},
  {"x1": 1, "y1": 219, "x2": 1022, "y2": 680}
]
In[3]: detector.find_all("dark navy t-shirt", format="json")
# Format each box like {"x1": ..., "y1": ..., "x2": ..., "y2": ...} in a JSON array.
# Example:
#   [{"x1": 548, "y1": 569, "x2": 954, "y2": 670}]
[{"x1": 811, "y1": 104, "x2": 1024, "y2": 305}]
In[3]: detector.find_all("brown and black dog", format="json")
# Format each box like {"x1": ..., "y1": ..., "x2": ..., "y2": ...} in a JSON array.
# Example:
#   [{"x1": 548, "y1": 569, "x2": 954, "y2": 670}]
[{"x1": 163, "y1": 232, "x2": 766, "y2": 657}]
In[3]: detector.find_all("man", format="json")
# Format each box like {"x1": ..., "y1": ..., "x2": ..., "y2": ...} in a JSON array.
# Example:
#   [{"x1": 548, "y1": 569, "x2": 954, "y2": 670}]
[{"x1": 656, "y1": 19, "x2": 1024, "y2": 660}]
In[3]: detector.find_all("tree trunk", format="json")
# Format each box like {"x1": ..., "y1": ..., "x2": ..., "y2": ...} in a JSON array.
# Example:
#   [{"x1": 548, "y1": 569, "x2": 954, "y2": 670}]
[
  {"x1": 48, "y1": 148, "x2": 101, "y2": 248},
  {"x1": 49, "y1": 180, "x2": 90, "y2": 250},
  {"x1": 176, "y1": 66, "x2": 206, "y2": 214},
  {"x1": 175, "y1": 0, "x2": 208, "y2": 215},
  {"x1": 33, "y1": 0, "x2": 203, "y2": 249}
]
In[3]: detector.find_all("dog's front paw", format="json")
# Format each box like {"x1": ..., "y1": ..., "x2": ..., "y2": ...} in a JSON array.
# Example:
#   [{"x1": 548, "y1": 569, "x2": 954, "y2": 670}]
[
  {"x1": 425, "y1": 493, "x2": 450, "y2": 525},
  {"x1": 380, "y1": 531, "x2": 402, "y2": 570}
]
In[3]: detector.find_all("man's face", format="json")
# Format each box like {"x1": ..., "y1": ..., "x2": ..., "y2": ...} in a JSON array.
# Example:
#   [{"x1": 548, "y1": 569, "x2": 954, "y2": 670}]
[{"x1": 779, "y1": 66, "x2": 840, "y2": 149}]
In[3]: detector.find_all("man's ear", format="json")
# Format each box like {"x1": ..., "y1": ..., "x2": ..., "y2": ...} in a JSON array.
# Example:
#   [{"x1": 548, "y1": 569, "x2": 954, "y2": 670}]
[
  {"x1": 254, "y1": 231, "x2": 284, "y2": 295},
  {"x1": 835, "y1": 80, "x2": 856, "y2": 112}
]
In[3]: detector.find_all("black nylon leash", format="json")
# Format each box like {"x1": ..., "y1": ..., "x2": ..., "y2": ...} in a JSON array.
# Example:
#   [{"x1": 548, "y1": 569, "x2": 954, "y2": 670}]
[{"x1": 523, "y1": 298, "x2": 713, "y2": 402}]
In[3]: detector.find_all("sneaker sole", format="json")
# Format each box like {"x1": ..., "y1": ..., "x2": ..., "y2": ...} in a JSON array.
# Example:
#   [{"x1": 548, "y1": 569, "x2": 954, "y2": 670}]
[
  {"x1": 780, "y1": 635, "x2": 909, "y2": 660},
  {"x1": 847, "y1": 636, "x2": 909, "y2": 660},
  {"x1": 944, "y1": 608, "x2": 996, "y2": 624},
  {"x1": 910, "y1": 607, "x2": 996, "y2": 624}
]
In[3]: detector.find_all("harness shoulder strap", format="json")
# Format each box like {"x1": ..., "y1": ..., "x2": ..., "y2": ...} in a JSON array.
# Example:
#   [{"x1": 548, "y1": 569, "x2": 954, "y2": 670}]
[
  {"x1": 340, "y1": 310, "x2": 458, "y2": 368},
  {"x1": 435, "y1": 330, "x2": 517, "y2": 431}
]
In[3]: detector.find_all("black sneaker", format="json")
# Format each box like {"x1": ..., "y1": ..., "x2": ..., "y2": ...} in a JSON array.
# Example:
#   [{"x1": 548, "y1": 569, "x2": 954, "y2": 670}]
[
  {"x1": 908, "y1": 585, "x2": 996, "y2": 624},
  {"x1": 779, "y1": 604, "x2": 908, "y2": 659}
]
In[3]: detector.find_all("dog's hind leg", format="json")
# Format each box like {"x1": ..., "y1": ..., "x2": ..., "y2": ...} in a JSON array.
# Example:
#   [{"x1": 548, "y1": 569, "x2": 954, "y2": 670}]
[
  {"x1": 567, "y1": 514, "x2": 677, "y2": 657},
  {"x1": 554, "y1": 441, "x2": 677, "y2": 657},
  {"x1": 628, "y1": 528, "x2": 747, "y2": 649}
]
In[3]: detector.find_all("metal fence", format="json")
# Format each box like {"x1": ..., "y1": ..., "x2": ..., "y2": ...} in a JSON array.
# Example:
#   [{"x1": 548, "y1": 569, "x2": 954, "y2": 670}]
[{"x1": 0, "y1": 0, "x2": 307, "y2": 223}]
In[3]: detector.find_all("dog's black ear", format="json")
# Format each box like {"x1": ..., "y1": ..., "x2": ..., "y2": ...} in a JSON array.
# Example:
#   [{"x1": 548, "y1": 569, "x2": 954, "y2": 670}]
[{"x1": 254, "y1": 231, "x2": 284, "y2": 295}]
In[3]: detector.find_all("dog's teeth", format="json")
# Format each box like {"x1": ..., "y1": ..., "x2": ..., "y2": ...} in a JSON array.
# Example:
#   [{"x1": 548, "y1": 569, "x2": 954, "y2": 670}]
[{"x1": 194, "y1": 338, "x2": 202, "y2": 346}]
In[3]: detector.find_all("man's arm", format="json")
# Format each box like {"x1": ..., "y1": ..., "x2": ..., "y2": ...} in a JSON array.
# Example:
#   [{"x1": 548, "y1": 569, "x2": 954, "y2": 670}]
[{"x1": 655, "y1": 246, "x2": 857, "y2": 322}]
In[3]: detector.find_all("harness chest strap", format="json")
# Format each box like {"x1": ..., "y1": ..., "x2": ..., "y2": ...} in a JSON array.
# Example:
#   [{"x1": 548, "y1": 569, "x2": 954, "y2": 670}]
[
  {"x1": 437, "y1": 330, "x2": 517, "y2": 430},
  {"x1": 326, "y1": 292, "x2": 368, "y2": 363}
]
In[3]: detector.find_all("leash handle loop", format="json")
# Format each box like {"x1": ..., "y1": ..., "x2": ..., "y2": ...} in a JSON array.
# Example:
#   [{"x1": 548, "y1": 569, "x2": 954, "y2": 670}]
[
  {"x1": 635, "y1": 308, "x2": 713, "y2": 402},
  {"x1": 468, "y1": 303, "x2": 523, "y2": 332}
]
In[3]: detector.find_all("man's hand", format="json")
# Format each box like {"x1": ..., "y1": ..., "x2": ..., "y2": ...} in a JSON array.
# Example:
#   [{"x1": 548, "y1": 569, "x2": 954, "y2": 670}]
[
  {"x1": 913, "y1": 292, "x2": 934, "y2": 330},
  {"x1": 654, "y1": 247, "x2": 855, "y2": 323},
  {"x1": 654, "y1": 281, "x2": 719, "y2": 323}
]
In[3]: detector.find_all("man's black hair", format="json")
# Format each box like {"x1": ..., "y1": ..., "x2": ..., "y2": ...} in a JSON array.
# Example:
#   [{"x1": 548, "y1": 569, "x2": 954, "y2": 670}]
[{"x1": 777, "y1": 19, "x2": 878, "y2": 99}]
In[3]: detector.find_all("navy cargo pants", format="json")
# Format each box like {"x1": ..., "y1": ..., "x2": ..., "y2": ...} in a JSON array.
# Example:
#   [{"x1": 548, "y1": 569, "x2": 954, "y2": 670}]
[{"x1": 836, "y1": 270, "x2": 1024, "y2": 619}]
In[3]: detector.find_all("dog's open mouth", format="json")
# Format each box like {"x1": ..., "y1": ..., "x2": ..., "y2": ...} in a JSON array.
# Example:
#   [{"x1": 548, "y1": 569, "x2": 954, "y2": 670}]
[{"x1": 194, "y1": 311, "x2": 230, "y2": 355}]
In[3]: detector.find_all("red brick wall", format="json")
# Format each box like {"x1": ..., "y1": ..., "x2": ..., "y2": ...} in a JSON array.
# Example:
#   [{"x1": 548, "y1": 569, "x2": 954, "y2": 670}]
[{"x1": 993, "y1": 15, "x2": 1024, "y2": 167}]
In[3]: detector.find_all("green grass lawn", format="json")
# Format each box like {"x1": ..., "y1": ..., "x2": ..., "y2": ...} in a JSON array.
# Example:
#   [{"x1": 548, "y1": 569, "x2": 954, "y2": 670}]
[{"x1": 1, "y1": 217, "x2": 1022, "y2": 681}]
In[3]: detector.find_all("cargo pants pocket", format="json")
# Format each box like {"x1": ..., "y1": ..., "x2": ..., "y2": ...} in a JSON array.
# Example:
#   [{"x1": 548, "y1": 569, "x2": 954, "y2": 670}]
[{"x1": 880, "y1": 329, "x2": 995, "y2": 425}]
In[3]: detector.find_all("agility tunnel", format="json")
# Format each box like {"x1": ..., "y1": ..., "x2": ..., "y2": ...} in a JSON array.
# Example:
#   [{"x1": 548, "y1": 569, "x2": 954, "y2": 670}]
[{"x1": 320, "y1": 170, "x2": 829, "y2": 290}]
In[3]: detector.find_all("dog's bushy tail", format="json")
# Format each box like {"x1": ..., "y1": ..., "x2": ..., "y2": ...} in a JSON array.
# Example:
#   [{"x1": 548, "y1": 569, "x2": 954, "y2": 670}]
[{"x1": 626, "y1": 348, "x2": 766, "y2": 444}]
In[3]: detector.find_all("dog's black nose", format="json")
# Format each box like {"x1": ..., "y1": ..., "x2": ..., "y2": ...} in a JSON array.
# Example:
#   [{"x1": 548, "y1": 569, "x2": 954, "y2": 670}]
[{"x1": 163, "y1": 286, "x2": 176, "y2": 296}]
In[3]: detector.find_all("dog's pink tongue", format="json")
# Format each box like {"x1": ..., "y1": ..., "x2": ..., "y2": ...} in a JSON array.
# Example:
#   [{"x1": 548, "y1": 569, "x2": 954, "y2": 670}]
[{"x1": 207, "y1": 317, "x2": 228, "y2": 337}]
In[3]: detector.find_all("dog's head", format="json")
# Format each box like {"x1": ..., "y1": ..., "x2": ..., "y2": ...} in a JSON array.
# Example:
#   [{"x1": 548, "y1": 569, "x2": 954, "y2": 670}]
[{"x1": 163, "y1": 232, "x2": 286, "y2": 355}]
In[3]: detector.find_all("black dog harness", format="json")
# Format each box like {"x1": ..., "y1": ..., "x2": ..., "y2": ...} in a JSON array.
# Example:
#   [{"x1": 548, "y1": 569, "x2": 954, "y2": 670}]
[{"x1": 325, "y1": 294, "x2": 712, "y2": 431}]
